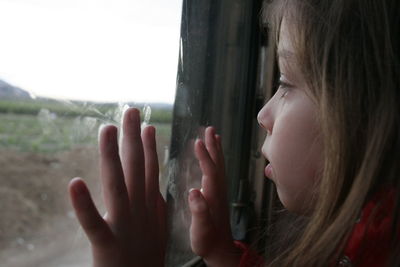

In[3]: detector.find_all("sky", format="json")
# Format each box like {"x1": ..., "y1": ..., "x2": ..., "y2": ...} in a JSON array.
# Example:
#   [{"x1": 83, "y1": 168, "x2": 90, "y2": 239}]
[{"x1": 0, "y1": 0, "x2": 182, "y2": 103}]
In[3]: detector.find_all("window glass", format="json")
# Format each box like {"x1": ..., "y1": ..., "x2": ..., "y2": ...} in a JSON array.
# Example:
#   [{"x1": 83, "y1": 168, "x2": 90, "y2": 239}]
[
  {"x1": 0, "y1": 0, "x2": 181, "y2": 265},
  {"x1": 165, "y1": 1, "x2": 262, "y2": 265}
]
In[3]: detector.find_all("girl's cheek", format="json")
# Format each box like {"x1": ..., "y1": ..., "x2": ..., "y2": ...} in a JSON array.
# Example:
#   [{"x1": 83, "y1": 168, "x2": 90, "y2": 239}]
[{"x1": 267, "y1": 126, "x2": 318, "y2": 210}]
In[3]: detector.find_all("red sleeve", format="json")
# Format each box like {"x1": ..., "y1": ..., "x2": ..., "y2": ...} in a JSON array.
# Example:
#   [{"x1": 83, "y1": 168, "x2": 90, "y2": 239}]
[
  {"x1": 342, "y1": 189, "x2": 397, "y2": 266},
  {"x1": 234, "y1": 241, "x2": 265, "y2": 267}
]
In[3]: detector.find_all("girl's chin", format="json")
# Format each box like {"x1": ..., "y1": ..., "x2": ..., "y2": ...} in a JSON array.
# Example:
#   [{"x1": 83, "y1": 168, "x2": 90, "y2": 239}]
[{"x1": 276, "y1": 188, "x2": 315, "y2": 215}]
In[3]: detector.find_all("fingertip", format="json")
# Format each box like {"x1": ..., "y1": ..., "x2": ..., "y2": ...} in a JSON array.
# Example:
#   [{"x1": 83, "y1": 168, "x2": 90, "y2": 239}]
[
  {"x1": 99, "y1": 125, "x2": 119, "y2": 156},
  {"x1": 194, "y1": 139, "x2": 203, "y2": 155},
  {"x1": 128, "y1": 107, "x2": 141, "y2": 115},
  {"x1": 68, "y1": 178, "x2": 92, "y2": 212},
  {"x1": 69, "y1": 177, "x2": 87, "y2": 195},
  {"x1": 142, "y1": 125, "x2": 157, "y2": 152},
  {"x1": 205, "y1": 127, "x2": 217, "y2": 144},
  {"x1": 124, "y1": 107, "x2": 140, "y2": 120},
  {"x1": 205, "y1": 127, "x2": 220, "y2": 155},
  {"x1": 143, "y1": 125, "x2": 156, "y2": 137},
  {"x1": 188, "y1": 188, "x2": 208, "y2": 213},
  {"x1": 195, "y1": 138, "x2": 203, "y2": 145},
  {"x1": 196, "y1": 138, "x2": 206, "y2": 150},
  {"x1": 70, "y1": 176, "x2": 83, "y2": 183},
  {"x1": 206, "y1": 126, "x2": 215, "y2": 136},
  {"x1": 189, "y1": 188, "x2": 201, "y2": 202},
  {"x1": 100, "y1": 124, "x2": 118, "y2": 143},
  {"x1": 69, "y1": 176, "x2": 81, "y2": 185},
  {"x1": 129, "y1": 108, "x2": 142, "y2": 126},
  {"x1": 102, "y1": 124, "x2": 118, "y2": 134}
]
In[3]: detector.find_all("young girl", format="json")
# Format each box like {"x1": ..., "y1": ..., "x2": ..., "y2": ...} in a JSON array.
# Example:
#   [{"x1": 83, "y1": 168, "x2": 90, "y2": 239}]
[{"x1": 68, "y1": 0, "x2": 400, "y2": 266}]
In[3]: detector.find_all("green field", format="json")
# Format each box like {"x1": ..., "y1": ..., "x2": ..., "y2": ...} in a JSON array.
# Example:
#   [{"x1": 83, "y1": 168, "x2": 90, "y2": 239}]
[{"x1": 0, "y1": 100, "x2": 173, "y2": 153}]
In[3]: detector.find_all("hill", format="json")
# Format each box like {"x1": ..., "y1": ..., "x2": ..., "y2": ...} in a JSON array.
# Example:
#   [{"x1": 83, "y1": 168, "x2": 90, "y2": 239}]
[{"x1": 0, "y1": 80, "x2": 31, "y2": 100}]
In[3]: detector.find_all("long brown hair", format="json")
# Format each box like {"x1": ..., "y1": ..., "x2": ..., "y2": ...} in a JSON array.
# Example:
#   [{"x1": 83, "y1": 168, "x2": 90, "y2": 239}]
[{"x1": 262, "y1": 0, "x2": 400, "y2": 266}]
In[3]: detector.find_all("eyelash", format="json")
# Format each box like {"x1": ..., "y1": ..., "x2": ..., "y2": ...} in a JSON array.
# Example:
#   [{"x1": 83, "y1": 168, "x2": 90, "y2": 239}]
[{"x1": 277, "y1": 79, "x2": 293, "y2": 98}]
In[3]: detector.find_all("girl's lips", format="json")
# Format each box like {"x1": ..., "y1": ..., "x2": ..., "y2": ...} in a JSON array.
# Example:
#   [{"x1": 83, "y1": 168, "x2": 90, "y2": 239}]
[{"x1": 264, "y1": 163, "x2": 273, "y2": 179}]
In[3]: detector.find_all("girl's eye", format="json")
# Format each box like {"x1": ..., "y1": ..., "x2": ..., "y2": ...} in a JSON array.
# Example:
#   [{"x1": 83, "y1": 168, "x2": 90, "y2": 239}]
[{"x1": 278, "y1": 78, "x2": 294, "y2": 98}]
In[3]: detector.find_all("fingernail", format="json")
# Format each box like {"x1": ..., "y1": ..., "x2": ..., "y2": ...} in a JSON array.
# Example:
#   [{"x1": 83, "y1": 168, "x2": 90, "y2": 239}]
[
  {"x1": 196, "y1": 139, "x2": 204, "y2": 147},
  {"x1": 189, "y1": 188, "x2": 201, "y2": 202},
  {"x1": 195, "y1": 138, "x2": 200, "y2": 147}
]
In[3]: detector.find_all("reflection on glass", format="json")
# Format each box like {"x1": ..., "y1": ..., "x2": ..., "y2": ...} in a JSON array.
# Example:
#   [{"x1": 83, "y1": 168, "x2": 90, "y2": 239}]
[{"x1": 0, "y1": 0, "x2": 181, "y2": 266}]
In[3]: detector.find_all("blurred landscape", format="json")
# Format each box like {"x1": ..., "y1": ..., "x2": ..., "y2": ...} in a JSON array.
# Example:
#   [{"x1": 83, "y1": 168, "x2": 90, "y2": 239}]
[{"x1": 0, "y1": 79, "x2": 173, "y2": 266}]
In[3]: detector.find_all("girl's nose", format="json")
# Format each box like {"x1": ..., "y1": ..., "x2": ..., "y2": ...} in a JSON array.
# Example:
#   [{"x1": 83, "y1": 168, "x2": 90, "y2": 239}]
[{"x1": 257, "y1": 100, "x2": 273, "y2": 134}]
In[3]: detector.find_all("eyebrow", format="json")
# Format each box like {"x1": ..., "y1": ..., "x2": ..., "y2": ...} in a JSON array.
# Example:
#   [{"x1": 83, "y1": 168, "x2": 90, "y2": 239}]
[
  {"x1": 277, "y1": 49, "x2": 298, "y2": 76},
  {"x1": 277, "y1": 49, "x2": 295, "y2": 60}
]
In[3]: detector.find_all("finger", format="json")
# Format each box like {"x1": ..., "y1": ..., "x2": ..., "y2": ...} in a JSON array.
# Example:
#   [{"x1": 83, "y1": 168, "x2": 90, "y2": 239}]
[
  {"x1": 121, "y1": 108, "x2": 145, "y2": 213},
  {"x1": 195, "y1": 139, "x2": 219, "y2": 200},
  {"x1": 142, "y1": 125, "x2": 160, "y2": 211},
  {"x1": 195, "y1": 138, "x2": 230, "y2": 229},
  {"x1": 99, "y1": 125, "x2": 129, "y2": 223},
  {"x1": 215, "y1": 134, "x2": 223, "y2": 159},
  {"x1": 195, "y1": 139, "x2": 217, "y2": 178},
  {"x1": 69, "y1": 178, "x2": 114, "y2": 247},
  {"x1": 205, "y1": 127, "x2": 226, "y2": 179},
  {"x1": 213, "y1": 133, "x2": 227, "y2": 186},
  {"x1": 204, "y1": 127, "x2": 219, "y2": 164},
  {"x1": 188, "y1": 189, "x2": 216, "y2": 257}
]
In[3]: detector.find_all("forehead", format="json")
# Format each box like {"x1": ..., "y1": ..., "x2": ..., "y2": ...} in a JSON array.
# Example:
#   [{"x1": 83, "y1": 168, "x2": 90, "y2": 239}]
[{"x1": 277, "y1": 19, "x2": 295, "y2": 62}]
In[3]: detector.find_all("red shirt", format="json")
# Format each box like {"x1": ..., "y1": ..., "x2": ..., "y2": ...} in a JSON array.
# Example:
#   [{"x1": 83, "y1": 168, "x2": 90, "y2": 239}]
[{"x1": 340, "y1": 190, "x2": 396, "y2": 266}]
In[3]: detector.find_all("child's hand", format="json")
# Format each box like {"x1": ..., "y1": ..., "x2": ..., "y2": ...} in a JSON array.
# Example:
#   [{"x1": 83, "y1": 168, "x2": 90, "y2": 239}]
[
  {"x1": 68, "y1": 108, "x2": 166, "y2": 267},
  {"x1": 189, "y1": 127, "x2": 242, "y2": 267}
]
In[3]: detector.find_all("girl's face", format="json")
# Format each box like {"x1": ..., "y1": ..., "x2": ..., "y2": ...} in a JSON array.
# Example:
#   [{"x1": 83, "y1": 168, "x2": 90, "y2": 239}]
[{"x1": 257, "y1": 21, "x2": 323, "y2": 214}]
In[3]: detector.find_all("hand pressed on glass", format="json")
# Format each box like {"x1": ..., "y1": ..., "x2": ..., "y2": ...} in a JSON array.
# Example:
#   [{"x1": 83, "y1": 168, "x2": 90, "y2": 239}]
[
  {"x1": 188, "y1": 127, "x2": 242, "y2": 267},
  {"x1": 68, "y1": 108, "x2": 166, "y2": 267}
]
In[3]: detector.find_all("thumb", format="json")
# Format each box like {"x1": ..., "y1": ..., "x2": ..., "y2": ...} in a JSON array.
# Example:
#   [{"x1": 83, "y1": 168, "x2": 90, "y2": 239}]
[
  {"x1": 68, "y1": 178, "x2": 113, "y2": 246},
  {"x1": 188, "y1": 188, "x2": 216, "y2": 257}
]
